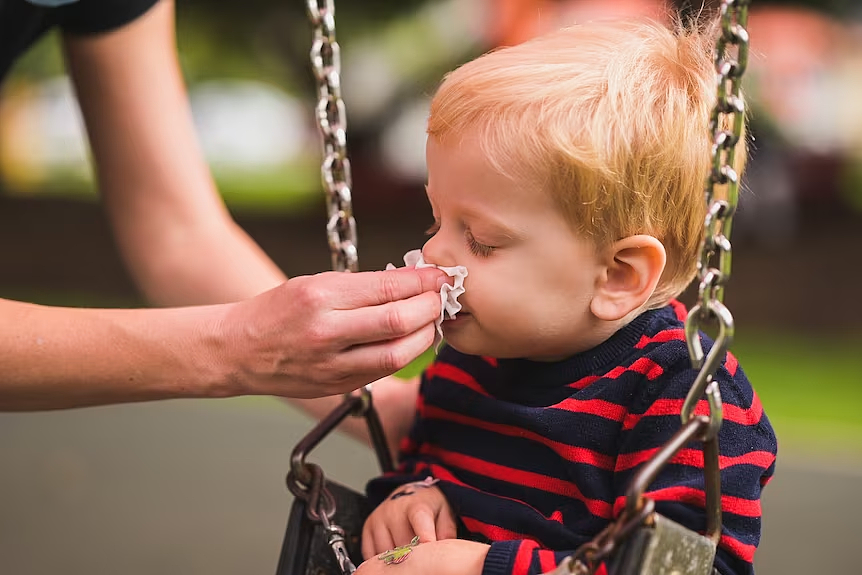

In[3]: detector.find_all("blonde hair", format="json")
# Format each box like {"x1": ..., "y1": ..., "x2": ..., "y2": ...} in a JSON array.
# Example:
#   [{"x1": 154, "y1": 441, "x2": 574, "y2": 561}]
[{"x1": 427, "y1": 18, "x2": 746, "y2": 305}]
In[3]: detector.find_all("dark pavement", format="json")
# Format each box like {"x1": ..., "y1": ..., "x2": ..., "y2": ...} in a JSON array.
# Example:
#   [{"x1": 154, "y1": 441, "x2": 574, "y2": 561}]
[{"x1": 0, "y1": 399, "x2": 858, "y2": 575}]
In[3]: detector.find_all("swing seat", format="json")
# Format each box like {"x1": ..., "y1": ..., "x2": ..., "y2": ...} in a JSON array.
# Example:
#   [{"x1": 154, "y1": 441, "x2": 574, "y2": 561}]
[
  {"x1": 277, "y1": 479, "x2": 370, "y2": 575},
  {"x1": 607, "y1": 513, "x2": 717, "y2": 575}
]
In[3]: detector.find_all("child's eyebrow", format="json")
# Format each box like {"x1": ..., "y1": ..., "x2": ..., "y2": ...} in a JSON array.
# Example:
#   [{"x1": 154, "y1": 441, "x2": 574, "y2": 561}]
[{"x1": 465, "y1": 210, "x2": 522, "y2": 240}]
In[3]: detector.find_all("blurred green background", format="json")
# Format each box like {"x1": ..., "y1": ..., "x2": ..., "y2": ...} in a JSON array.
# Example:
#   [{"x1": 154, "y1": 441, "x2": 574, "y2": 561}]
[{"x1": 1, "y1": 1, "x2": 861, "y2": 574}]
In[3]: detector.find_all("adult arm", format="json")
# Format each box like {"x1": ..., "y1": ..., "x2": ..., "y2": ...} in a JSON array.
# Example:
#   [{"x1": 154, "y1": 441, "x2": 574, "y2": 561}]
[
  {"x1": 6, "y1": 0, "x2": 444, "y2": 413},
  {"x1": 0, "y1": 268, "x2": 444, "y2": 411},
  {"x1": 63, "y1": 0, "x2": 284, "y2": 307}
]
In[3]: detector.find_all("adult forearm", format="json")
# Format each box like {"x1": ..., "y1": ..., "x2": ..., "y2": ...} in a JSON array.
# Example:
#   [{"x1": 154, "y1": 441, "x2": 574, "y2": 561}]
[
  {"x1": 0, "y1": 298, "x2": 229, "y2": 411},
  {"x1": 0, "y1": 270, "x2": 445, "y2": 411},
  {"x1": 121, "y1": 215, "x2": 287, "y2": 307},
  {"x1": 63, "y1": 0, "x2": 285, "y2": 308}
]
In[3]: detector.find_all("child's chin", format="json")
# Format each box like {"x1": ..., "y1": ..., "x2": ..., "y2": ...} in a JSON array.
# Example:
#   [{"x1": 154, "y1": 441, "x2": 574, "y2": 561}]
[{"x1": 441, "y1": 327, "x2": 497, "y2": 358}]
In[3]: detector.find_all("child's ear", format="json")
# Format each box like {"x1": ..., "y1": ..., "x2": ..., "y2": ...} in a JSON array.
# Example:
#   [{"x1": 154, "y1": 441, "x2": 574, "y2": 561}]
[{"x1": 590, "y1": 235, "x2": 666, "y2": 322}]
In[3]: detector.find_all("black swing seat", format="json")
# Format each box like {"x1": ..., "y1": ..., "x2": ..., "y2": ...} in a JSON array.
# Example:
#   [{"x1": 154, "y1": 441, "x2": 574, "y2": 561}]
[{"x1": 276, "y1": 478, "x2": 370, "y2": 575}]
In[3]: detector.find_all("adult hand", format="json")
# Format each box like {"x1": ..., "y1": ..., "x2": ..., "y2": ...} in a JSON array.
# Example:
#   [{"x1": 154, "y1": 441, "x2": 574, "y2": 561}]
[
  {"x1": 217, "y1": 267, "x2": 447, "y2": 398},
  {"x1": 355, "y1": 539, "x2": 489, "y2": 575},
  {"x1": 361, "y1": 479, "x2": 458, "y2": 560}
]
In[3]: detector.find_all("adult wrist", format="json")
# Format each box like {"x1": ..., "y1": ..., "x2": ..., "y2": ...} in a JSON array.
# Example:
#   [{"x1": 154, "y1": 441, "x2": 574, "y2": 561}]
[{"x1": 182, "y1": 302, "x2": 246, "y2": 400}]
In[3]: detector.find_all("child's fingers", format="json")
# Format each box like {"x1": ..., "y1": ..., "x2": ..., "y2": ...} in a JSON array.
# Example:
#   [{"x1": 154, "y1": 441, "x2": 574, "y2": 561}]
[
  {"x1": 407, "y1": 505, "x2": 438, "y2": 543},
  {"x1": 361, "y1": 521, "x2": 377, "y2": 560},
  {"x1": 388, "y1": 517, "x2": 420, "y2": 548},
  {"x1": 370, "y1": 523, "x2": 395, "y2": 557},
  {"x1": 435, "y1": 506, "x2": 458, "y2": 540}
]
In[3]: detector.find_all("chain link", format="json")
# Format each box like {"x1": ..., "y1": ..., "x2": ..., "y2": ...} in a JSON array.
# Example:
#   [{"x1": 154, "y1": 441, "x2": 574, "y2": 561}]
[
  {"x1": 682, "y1": 0, "x2": 750, "y2": 436},
  {"x1": 307, "y1": 0, "x2": 359, "y2": 273}
]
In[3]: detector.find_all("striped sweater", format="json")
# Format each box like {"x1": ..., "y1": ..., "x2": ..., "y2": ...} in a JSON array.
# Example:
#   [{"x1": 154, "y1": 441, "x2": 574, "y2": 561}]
[{"x1": 366, "y1": 301, "x2": 777, "y2": 575}]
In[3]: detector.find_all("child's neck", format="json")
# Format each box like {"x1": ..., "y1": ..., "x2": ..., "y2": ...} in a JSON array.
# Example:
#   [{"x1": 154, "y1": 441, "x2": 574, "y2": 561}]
[{"x1": 523, "y1": 314, "x2": 631, "y2": 362}]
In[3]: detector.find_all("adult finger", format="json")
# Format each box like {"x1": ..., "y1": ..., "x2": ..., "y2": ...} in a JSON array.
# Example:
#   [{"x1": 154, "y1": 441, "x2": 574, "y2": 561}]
[
  {"x1": 337, "y1": 291, "x2": 442, "y2": 346},
  {"x1": 325, "y1": 324, "x2": 437, "y2": 392},
  {"x1": 329, "y1": 268, "x2": 447, "y2": 309},
  {"x1": 407, "y1": 506, "x2": 439, "y2": 543}
]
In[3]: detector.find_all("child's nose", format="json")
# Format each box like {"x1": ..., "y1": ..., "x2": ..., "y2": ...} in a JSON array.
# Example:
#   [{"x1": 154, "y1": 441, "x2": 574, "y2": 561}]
[{"x1": 421, "y1": 232, "x2": 454, "y2": 268}]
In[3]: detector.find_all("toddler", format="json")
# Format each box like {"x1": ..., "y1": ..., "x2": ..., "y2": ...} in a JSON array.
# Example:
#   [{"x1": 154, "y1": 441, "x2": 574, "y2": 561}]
[{"x1": 353, "y1": 16, "x2": 777, "y2": 575}]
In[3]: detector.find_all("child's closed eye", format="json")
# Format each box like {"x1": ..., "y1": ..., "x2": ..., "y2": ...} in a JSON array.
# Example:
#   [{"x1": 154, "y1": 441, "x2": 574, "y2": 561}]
[
  {"x1": 466, "y1": 229, "x2": 494, "y2": 257},
  {"x1": 425, "y1": 221, "x2": 441, "y2": 236}
]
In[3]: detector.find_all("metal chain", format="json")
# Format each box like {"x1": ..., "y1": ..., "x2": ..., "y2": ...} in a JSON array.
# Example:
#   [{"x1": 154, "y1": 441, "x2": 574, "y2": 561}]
[
  {"x1": 286, "y1": 462, "x2": 357, "y2": 574},
  {"x1": 307, "y1": 0, "x2": 359, "y2": 273},
  {"x1": 682, "y1": 0, "x2": 750, "y2": 438},
  {"x1": 284, "y1": 4, "x2": 359, "y2": 573}
]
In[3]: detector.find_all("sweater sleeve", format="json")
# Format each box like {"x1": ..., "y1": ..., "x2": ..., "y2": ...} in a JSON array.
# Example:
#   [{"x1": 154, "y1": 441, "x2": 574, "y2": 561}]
[
  {"x1": 57, "y1": 0, "x2": 159, "y2": 36},
  {"x1": 612, "y1": 353, "x2": 777, "y2": 575},
  {"x1": 482, "y1": 540, "x2": 577, "y2": 575}
]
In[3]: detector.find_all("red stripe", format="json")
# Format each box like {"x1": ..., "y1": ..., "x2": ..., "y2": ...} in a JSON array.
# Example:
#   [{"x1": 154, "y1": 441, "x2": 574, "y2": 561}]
[
  {"x1": 513, "y1": 540, "x2": 541, "y2": 575},
  {"x1": 721, "y1": 533, "x2": 756, "y2": 562},
  {"x1": 425, "y1": 362, "x2": 489, "y2": 396},
  {"x1": 725, "y1": 352, "x2": 739, "y2": 377},
  {"x1": 481, "y1": 356, "x2": 498, "y2": 367},
  {"x1": 417, "y1": 462, "x2": 568, "y2": 526},
  {"x1": 461, "y1": 516, "x2": 538, "y2": 543},
  {"x1": 604, "y1": 357, "x2": 664, "y2": 380},
  {"x1": 635, "y1": 328, "x2": 686, "y2": 349},
  {"x1": 422, "y1": 404, "x2": 615, "y2": 470},
  {"x1": 623, "y1": 396, "x2": 764, "y2": 430},
  {"x1": 538, "y1": 550, "x2": 559, "y2": 573},
  {"x1": 670, "y1": 299, "x2": 688, "y2": 321},
  {"x1": 596, "y1": 563, "x2": 609, "y2": 575},
  {"x1": 398, "y1": 436, "x2": 418, "y2": 458},
  {"x1": 419, "y1": 446, "x2": 614, "y2": 519},
  {"x1": 568, "y1": 374, "x2": 600, "y2": 390},
  {"x1": 615, "y1": 447, "x2": 776, "y2": 472},
  {"x1": 613, "y1": 486, "x2": 761, "y2": 518},
  {"x1": 550, "y1": 397, "x2": 628, "y2": 422}
]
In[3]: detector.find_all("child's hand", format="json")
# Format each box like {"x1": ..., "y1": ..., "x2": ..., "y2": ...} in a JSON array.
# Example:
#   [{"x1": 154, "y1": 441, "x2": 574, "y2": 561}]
[
  {"x1": 356, "y1": 539, "x2": 490, "y2": 575},
  {"x1": 361, "y1": 477, "x2": 458, "y2": 560}
]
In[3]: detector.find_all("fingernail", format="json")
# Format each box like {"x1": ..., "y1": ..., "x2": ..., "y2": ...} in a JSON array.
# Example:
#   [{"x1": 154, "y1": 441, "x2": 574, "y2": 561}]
[{"x1": 436, "y1": 276, "x2": 450, "y2": 290}]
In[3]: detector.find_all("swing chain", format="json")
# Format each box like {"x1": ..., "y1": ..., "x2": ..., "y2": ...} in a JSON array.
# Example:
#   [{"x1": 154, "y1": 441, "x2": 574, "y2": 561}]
[
  {"x1": 683, "y1": 0, "x2": 749, "y2": 438},
  {"x1": 286, "y1": 461, "x2": 358, "y2": 574},
  {"x1": 563, "y1": 499, "x2": 657, "y2": 574},
  {"x1": 307, "y1": 0, "x2": 359, "y2": 273},
  {"x1": 286, "y1": 462, "x2": 335, "y2": 524}
]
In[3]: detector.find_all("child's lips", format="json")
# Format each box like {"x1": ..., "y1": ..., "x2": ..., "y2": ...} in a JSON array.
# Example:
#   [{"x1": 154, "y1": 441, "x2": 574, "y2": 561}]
[{"x1": 445, "y1": 311, "x2": 471, "y2": 322}]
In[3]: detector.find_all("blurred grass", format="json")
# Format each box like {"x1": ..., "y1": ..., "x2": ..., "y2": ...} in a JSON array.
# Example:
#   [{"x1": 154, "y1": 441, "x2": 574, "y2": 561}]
[{"x1": 732, "y1": 332, "x2": 862, "y2": 456}]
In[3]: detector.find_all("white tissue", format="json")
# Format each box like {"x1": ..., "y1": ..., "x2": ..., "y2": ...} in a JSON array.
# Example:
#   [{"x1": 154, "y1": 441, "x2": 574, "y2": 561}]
[{"x1": 386, "y1": 249, "x2": 468, "y2": 345}]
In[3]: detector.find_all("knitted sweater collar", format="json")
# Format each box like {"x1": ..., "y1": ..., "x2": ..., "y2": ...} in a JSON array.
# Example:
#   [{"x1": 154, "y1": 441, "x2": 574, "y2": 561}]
[{"x1": 493, "y1": 307, "x2": 661, "y2": 391}]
